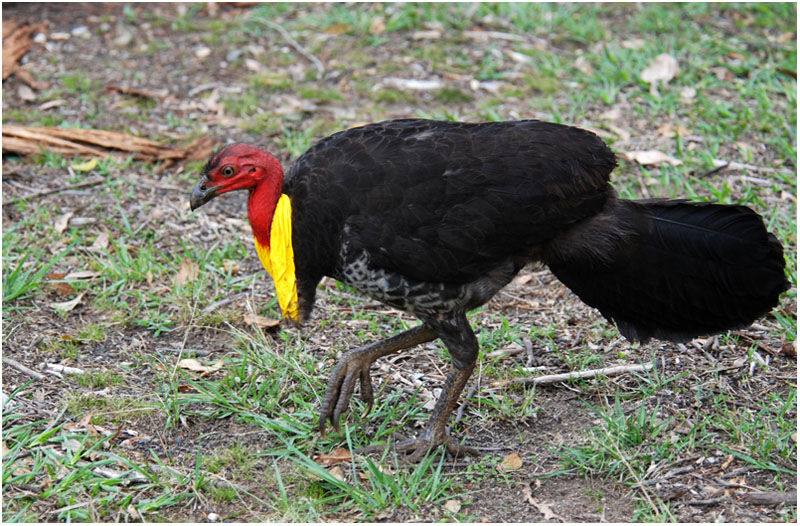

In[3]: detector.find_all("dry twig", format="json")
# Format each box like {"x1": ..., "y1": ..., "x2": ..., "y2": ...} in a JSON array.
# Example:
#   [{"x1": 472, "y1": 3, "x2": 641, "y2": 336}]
[
  {"x1": 11, "y1": 176, "x2": 105, "y2": 201},
  {"x1": 2, "y1": 357, "x2": 45, "y2": 380},
  {"x1": 491, "y1": 363, "x2": 654, "y2": 388},
  {"x1": 254, "y1": 17, "x2": 325, "y2": 76}
]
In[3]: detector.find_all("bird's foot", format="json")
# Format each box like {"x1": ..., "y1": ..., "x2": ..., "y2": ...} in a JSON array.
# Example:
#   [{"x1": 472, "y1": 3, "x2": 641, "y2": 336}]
[
  {"x1": 358, "y1": 429, "x2": 478, "y2": 463},
  {"x1": 319, "y1": 346, "x2": 379, "y2": 436},
  {"x1": 318, "y1": 325, "x2": 437, "y2": 436}
]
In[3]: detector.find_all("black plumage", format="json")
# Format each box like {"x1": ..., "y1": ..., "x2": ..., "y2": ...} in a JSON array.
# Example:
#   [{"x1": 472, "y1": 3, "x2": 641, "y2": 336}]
[{"x1": 191, "y1": 119, "x2": 788, "y2": 459}]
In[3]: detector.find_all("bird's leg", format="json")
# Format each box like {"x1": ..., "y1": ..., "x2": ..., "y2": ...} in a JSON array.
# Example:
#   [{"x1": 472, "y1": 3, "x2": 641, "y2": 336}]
[
  {"x1": 319, "y1": 324, "x2": 436, "y2": 435},
  {"x1": 362, "y1": 314, "x2": 480, "y2": 462},
  {"x1": 388, "y1": 361, "x2": 479, "y2": 462}
]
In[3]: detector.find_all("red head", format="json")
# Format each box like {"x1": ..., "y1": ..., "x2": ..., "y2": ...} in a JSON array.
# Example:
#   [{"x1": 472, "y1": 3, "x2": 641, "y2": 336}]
[{"x1": 190, "y1": 144, "x2": 283, "y2": 211}]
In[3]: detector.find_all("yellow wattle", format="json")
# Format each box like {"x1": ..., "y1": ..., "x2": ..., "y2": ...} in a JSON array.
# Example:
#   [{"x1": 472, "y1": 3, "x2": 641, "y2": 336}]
[{"x1": 254, "y1": 194, "x2": 299, "y2": 321}]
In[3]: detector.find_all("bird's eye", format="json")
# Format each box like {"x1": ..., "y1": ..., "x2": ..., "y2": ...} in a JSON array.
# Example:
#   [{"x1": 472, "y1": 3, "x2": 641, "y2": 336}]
[{"x1": 221, "y1": 165, "x2": 235, "y2": 177}]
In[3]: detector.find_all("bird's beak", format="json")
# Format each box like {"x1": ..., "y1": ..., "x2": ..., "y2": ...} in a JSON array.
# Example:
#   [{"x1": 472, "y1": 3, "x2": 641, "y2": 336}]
[{"x1": 190, "y1": 181, "x2": 218, "y2": 211}]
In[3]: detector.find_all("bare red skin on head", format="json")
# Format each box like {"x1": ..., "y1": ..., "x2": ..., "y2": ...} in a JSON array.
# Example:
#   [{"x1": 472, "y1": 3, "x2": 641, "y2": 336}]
[{"x1": 204, "y1": 144, "x2": 284, "y2": 247}]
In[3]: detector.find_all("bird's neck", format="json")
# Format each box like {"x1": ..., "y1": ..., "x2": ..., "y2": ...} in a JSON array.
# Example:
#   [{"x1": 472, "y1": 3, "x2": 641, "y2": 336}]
[{"x1": 247, "y1": 173, "x2": 284, "y2": 248}]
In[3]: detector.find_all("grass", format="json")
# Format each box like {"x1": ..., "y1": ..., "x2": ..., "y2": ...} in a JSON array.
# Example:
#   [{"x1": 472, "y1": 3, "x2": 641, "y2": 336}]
[
  {"x1": 1, "y1": 392, "x2": 189, "y2": 522},
  {"x1": 2, "y1": 2, "x2": 795, "y2": 522}
]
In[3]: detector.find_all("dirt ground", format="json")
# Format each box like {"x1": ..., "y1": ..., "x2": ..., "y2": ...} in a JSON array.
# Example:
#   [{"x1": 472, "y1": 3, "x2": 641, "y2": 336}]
[{"x1": 2, "y1": 3, "x2": 796, "y2": 522}]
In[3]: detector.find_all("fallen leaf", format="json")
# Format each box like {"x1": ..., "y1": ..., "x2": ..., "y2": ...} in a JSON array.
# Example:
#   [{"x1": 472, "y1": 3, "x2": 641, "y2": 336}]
[
  {"x1": 498, "y1": 451, "x2": 523, "y2": 471},
  {"x1": 382, "y1": 77, "x2": 443, "y2": 91},
  {"x1": 622, "y1": 150, "x2": 683, "y2": 166},
  {"x1": 174, "y1": 258, "x2": 199, "y2": 286},
  {"x1": 202, "y1": 88, "x2": 223, "y2": 113},
  {"x1": 780, "y1": 339, "x2": 796, "y2": 357},
  {"x1": 421, "y1": 387, "x2": 442, "y2": 411},
  {"x1": 599, "y1": 107, "x2": 622, "y2": 121},
  {"x1": 720, "y1": 454, "x2": 734, "y2": 471},
  {"x1": 605, "y1": 123, "x2": 631, "y2": 142},
  {"x1": 680, "y1": 86, "x2": 697, "y2": 101},
  {"x1": 656, "y1": 123, "x2": 690, "y2": 138},
  {"x1": 314, "y1": 447, "x2": 352, "y2": 466},
  {"x1": 411, "y1": 30, "x2": 441, "y2": 40},
  {"x1": 324, "y1": 22, "x2": 352, "y2": 35},
  {"x1": 125, "y1": 503, "x2": 142, "y2": 521},
  {"x1": 69, "y1": 217, "x2": 97, "y2": 227},
  {"x1": 50, "y1": 280, "x2": 77, "y2": 296},
  {"x1": 104, "y1": 84, "x2": 169, "y2": 100},
  {"x1": 77, "y1": 411, "x2": 94, "y2": 427},
  {"x1": 71, "y1": 158, "x2": 98, "y2": 172},
  {"x1": 90, "y1": 231, "x2": 110, "y2": 251},
  {"x1": 511, "y1": 273, "x2": 532, "y2": 285},
  {"x1": 50, "y1": 292, "x2": 85, "y2": 312},
  {"x1": 17, "y1": 84, "x2": 36, "y2": 101},
  {"x1": 244, "y1": 58, "x2": 263, "y2": 72},
  {"x1": 369, "y1": 16, "x2": 386, "y2": 35},
  {"x1": 54, "y1": 210, "x2": 74, "y2": 234},
  {"x1": 243, "y1": 312, "x2": 281, "y2": 328},
  {"x1": 177, "y1": 358, "x2": 224, "y2": 375},
  {"x1": 621, "y1": 37, "x2": 646, "y2": 50},
  {"x1": 641, "y1": 53, "x2": 679, "y2": 84},
  {"x1": 444, "y1": 499, "x2": 461, "y2": 513},
  {"x1": 711, "y1": 66, "x2": 734, "y2": 82},
  {"x1": 464, "y1": 29, "x2": 525, "y2": 43},
  {"x1": 63, "y1": 270, "x2": 100, "y2": 280},
  {"x1": 38, "y1": 99, "x2": 65, "y2": 111},
  {"x1": 222, "y1": 259, "x2": 240, "y2": 275},
  {"x1": 14, "y1": 66, "x2": 48, "y2": 90},
  {"x1": 487, "y1": 342, "x2": 524, "y2": 359},
  {"x1": 530, "y1": 498, "x2": 564, "y2": 521},
  {"x1": 573, "y1": 55, "x2": 593, "y2": 75},
  {"x1": 641, "y1": 53, "x2": 679, "y2": 95},
  {"x1": 328, "y1": 465, "x2": 345, "y2": 482},
  {"x1": 522, "y1": 482, "x2": 536, "y2": 504}
]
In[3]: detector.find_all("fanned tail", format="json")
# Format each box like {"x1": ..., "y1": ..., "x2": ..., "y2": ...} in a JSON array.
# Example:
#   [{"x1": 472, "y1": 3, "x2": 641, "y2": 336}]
[{"x1": 543, "y1": 198, "x2": 788, "y2": 342}]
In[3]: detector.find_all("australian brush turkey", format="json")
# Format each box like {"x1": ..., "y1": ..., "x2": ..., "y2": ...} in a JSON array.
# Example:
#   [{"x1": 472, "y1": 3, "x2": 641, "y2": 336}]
[{"x1": 190, "y1": 119, "x2": 788, "y2": 460}]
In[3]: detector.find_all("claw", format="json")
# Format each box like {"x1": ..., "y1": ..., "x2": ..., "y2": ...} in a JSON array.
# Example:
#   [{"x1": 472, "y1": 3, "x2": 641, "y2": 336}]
[
  {"x1": 359, "y1": 367, "x2": 374, "y2": 417},
  {"x1": 318, "y1": 325, "x2": 437, "y2": 439},
  {"x1": 356, "y1": 433, "x2": 478, "y2": 463},
  {"x1": 319, "y1": 346, "x2": 379, "y2": 436}
]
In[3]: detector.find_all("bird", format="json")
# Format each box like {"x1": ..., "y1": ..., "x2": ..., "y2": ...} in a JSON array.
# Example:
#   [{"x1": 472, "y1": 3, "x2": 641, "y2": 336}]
[{"x1": 190, "y1": 119, "x2": 788, "y2": 461}]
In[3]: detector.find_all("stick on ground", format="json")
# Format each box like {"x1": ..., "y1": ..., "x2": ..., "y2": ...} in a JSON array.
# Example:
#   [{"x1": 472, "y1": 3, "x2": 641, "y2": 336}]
[
  {"x1": 2, "y1": 357, "x2": 45, "y2": 380},
  {"x1": 490, "y1": 363, "x2": 654, "y2": 388}
]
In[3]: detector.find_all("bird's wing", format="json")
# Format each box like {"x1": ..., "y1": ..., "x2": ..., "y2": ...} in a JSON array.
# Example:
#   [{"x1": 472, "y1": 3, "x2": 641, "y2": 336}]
[{"x1": 286, "y1": 120, "x2": 616, "y2": 284}]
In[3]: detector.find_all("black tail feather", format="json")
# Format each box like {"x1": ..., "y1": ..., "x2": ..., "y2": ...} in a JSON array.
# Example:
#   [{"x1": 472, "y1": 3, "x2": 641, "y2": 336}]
[{"x1": 544, "y1": 198, "x2": 788, "y2": 342}]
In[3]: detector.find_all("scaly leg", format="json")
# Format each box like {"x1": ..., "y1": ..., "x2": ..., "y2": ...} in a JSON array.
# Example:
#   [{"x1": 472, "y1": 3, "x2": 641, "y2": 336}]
[
  {"x1": 370, "y1": 362, "x2": 479, "y2": 462},
  {"x1": 319, "y1": 324, "x2": 436, "y2": 435},
  {"x1": 355, "y1": 314, "x2": 481, "y2": 461}
]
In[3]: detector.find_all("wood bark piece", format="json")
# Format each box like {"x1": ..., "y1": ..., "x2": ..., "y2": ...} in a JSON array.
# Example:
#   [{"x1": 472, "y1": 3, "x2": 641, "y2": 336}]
[
  {"x1": 744, "y1": 491, "x2": 797, "y2": 506},
  {"x1": 2, "y1": 21, "x2": 46, "y2": 80},
  {"x1": 104, "y1": 84, "x2": 171, "y2": 101},
  {"x1": 2, "y1": 125, "x2": 216, "y2": 166}
]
